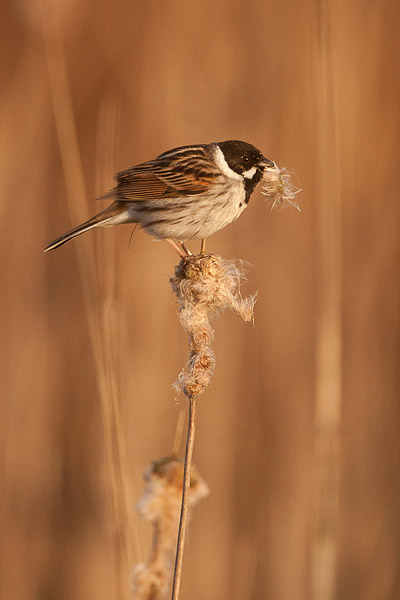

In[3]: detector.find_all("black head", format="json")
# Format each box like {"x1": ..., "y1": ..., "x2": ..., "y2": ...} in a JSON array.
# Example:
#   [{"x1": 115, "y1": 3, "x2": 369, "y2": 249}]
[{"x1": 217, "y1": 140, "x2": 273, "y2": 176}]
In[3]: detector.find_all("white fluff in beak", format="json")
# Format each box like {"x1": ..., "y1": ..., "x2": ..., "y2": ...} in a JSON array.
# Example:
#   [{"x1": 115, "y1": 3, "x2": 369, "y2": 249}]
[{"x1": 261, "y1": 163, "x2": 302, "y2": 211}]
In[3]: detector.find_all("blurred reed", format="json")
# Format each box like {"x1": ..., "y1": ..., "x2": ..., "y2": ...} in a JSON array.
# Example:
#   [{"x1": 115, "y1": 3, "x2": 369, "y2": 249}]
[
  {"x1": 132, "y1": 456, "x2": 208, "y2": 600},
  {"x1": 42, "y1": 4, "x2": 133, "y2": 598},
  {"x1": 310, "y1": 2, "x2": 342, "y2": 599}
]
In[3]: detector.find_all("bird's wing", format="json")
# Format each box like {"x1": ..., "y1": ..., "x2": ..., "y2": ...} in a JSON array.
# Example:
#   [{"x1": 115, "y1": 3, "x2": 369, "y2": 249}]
[{"x1": 114, "y1": 146, "x2": 220, "y2": 201}]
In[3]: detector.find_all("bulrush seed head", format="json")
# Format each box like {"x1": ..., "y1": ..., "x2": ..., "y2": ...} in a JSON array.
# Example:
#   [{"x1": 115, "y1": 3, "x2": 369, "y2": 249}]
[
  {"x1": 131, "y1": 456, "x2": 208, "y2": 600},
  {"x1": 170, "y1": 254, "x2": 257, "y2": 398}
]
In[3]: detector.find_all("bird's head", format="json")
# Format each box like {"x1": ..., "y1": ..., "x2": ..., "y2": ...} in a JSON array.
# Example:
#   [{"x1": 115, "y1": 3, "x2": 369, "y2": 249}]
[{"x1": 217, "y1": 140, "x2": 275, "y2": 180}]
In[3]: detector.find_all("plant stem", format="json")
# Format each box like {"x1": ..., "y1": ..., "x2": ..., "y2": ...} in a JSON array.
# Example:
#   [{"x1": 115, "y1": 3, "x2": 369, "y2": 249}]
[{"x1": 171, "y1": 394, "x2": 198, "y2": 600}]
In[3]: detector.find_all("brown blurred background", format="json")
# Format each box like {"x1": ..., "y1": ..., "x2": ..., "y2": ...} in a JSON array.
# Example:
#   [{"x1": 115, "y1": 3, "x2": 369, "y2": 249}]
[{"x1": 1, "y1": 1, "x2": 399, "y2": 599}]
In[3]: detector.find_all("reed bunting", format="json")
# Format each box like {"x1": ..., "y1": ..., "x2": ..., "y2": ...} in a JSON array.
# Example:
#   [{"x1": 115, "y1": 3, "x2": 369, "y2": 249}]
[{"x1": 44, "y1": 140, "x2": 276, "y2": 256}]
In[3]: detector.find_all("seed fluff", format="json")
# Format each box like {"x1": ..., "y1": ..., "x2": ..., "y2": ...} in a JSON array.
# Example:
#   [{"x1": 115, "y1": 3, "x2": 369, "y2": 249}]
[{"x1": 261, "y1": 163, "x2": 302, "y2": 211}]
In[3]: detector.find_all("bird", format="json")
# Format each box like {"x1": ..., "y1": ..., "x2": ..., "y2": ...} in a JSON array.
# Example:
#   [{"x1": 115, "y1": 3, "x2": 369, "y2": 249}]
[{"x1": 44, "y1": 139, "x2": 275, "y2": 257}]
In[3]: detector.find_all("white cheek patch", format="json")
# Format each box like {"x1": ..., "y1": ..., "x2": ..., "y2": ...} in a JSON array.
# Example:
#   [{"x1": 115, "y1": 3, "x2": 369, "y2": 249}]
[
  {"x1": 213, "y1": 146, "x2": 242, "y2": 180},
  {"x1": 242, "y1": 166, "x2": 257, "y2": 179}
]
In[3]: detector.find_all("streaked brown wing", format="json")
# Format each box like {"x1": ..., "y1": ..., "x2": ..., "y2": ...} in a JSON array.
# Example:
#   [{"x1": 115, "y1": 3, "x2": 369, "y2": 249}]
[
  {"x1": 115, "y1": 165, "x2": 171, "y2": 200},
  {"x1": 114, "y1": 148, "x2": 219, "y2": 201}
]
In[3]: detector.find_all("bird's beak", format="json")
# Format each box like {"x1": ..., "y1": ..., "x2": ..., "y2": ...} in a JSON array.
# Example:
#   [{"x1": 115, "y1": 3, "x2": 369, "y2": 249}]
[{"x1": 261, "y1": 157, "x2": 276, "y2": 169}]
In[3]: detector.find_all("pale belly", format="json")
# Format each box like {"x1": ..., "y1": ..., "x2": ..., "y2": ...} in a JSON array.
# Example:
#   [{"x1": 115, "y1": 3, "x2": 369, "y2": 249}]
[{"x1": 128, "y1": 181, "x2": 247, "y2": 240}]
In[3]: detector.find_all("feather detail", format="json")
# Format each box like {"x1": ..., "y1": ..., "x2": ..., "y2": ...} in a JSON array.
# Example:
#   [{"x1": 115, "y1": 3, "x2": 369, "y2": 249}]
[
  {"x1": 114, "y1": 145, "x2": 220, "y2": 201},
  {"x1": 43, "y1": 202, "x2": 129, "y2": 251}
]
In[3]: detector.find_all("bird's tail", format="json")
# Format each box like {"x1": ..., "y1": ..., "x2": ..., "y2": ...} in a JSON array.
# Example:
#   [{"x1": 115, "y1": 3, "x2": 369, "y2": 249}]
[{"x1": 43, "y1": 202, "x2": 130, "y2": 252}]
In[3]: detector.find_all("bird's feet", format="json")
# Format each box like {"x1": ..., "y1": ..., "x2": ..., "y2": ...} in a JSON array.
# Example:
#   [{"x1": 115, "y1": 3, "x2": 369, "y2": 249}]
[{"x1": 166, "y1": 238, "x2": 193, "y2": 259}]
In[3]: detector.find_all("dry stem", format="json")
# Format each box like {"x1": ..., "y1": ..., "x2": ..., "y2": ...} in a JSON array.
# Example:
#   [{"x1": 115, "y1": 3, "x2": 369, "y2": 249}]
[{"x1": 170, "y1": 395, "x2": 197, "y2": 600}]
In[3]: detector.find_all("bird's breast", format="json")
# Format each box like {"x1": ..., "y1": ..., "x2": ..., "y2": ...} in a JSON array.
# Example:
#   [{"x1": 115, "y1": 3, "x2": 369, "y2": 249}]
[{"x1": 129, "y1": 180, "x2": 247, "y2": 241}]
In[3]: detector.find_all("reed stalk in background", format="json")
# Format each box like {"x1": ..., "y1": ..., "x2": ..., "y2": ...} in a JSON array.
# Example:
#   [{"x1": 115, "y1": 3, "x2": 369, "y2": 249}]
[
  {"x1": 42, "y1": 5, "x2": 132, "y2": 597},
  {"x1": 310, "y1": 2, "x2": 342, "y2": 599}
]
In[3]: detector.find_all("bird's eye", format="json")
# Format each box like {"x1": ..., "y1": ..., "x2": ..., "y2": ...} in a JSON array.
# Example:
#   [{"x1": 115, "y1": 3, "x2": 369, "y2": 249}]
[{"x1": 243, "y1": 156, "x2": 250, "y2": 164}]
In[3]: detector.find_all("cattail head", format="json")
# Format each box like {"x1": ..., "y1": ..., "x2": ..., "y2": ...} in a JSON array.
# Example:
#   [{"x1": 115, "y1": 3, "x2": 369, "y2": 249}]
[
  {"x1": 132, "y1": 456, "x2": 208, "y2": 600},
  {"x1": 137, "y1": 456, "x2": 209, "y2": 521},
  {"x1": 170, "y1": 255, "x2": 257, "y2": 398}
]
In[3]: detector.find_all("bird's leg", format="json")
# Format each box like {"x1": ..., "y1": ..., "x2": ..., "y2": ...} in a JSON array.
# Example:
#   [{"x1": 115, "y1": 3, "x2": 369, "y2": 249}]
[
  {"x1": 180, "y1": 241, "x2": 192, "y2": 256},
  {"x1": 166, "y1": 238, "x2": 192, "y2": 258},
  {"x1": 200, "y1": 239, "x2": 206, "y2": 254}
]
